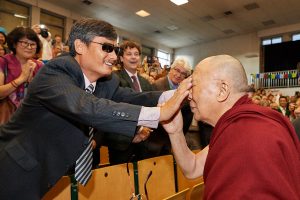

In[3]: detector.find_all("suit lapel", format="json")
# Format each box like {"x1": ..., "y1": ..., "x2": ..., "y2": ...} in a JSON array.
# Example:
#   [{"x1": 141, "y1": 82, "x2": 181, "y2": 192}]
[
  {"x1": 120, "y1": 68, "x2": 135, "y2": 89},
  {"x1": 137, "y1": 74, "x2": 149, "y2": 91}
]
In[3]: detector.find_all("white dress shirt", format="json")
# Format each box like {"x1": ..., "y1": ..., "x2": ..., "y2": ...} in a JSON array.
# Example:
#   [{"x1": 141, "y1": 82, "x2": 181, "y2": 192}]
[{"x1": 83, "y1": 73, "x2": 175, "y2": 129}]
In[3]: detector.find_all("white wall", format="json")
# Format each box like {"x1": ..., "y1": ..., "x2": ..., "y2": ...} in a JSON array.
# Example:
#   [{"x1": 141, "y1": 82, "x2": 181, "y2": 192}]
[
  {"x1": 174, "y1": 33, "x2": 260, "y2": 83},
  {"x1": 258, "y1": 22, "x2": 300, "y2": 39},
  {"x1": 115, "y1": 28, "x2": 172, "y2": 52}
]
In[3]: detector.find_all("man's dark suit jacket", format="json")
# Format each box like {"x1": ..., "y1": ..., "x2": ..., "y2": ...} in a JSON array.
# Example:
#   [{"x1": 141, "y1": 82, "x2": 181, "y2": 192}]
[
  {"x1": 103, "y1": 68, "x2": 170, "y2": 164},
  {"x1": 116, "y1": 68, "x2": 154, "y2": 92},
  {"x1": 0, "y1": 54, "x2": 161, "y2": 199},
  {"x1": 153, "y1": 76, "x2": 171, "y2": 90}
]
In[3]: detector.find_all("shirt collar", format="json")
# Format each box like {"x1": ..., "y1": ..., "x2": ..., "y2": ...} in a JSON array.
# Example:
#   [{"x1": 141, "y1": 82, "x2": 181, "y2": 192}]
[
  {"x1": 83, "y1": 73, "x2": 96, "y2": 92},
  {"x1": 167, "y1": 75, "x2": 178, "y2": 89},
  {"x1": 124, "y1": 68, "x2": 138, "y2": 77}
]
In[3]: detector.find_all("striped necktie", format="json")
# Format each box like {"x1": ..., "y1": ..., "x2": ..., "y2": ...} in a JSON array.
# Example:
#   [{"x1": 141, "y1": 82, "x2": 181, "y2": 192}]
[
  {"x1": 131, "y1": 75, "x2": 141, "y2": 92},
  {"x1": 75, "y1": 84, "x2": 94, "y2": 186}
]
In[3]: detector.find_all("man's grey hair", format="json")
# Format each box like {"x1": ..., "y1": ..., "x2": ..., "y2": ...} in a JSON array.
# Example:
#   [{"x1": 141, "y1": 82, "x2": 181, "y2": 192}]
[{"x1": 171, "y1": 58, "x2": 192, "y2": 76}]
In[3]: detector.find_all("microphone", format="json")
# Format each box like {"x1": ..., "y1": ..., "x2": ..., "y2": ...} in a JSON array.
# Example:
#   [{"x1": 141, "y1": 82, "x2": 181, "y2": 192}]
[{"x1": 144, "y1": 170, "x2": 153, "y2": 200}]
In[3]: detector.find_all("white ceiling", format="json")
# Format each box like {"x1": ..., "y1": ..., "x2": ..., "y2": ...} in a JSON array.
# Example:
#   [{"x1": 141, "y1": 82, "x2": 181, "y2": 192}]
[{"x1": 47, "y1": 0, "x2": 300, "y2": 48}]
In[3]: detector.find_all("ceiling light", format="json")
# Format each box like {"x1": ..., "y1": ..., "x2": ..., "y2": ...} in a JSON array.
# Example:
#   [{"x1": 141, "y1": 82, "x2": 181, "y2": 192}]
[
  {"x1": 136, "y1": 10, "x2": 150, "y2": 17},
  {"x1": 14, "y1": 14, "x2": 27, "y2": 19},
  {"x1": 170, "y1": 0, "x2": 188, "y2": 6}
]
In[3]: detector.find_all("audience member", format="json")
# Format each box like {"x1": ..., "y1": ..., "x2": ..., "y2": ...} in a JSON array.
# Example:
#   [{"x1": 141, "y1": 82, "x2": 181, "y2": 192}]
[
  {"x1": 148, "y1": 67, "x2": 159, "y2": 84},
  {"x1": 260, "y1": 88, "x2": 266, "y2": 96},
  {"x1": 295, "y1": 91, "x2": 300, "y2": 98},
  {"x1": 260, "y1": 98, "x2": 270, "y2": 107},
  {"x1": 294, "y1": 97, "x2": 300, "y2": 119},
  {"x1": 0, "y1": 18, "x2": 191, "y2": 199},
  {"x1": 0, "y1": 27, "x2": 6, "y2": 46},
  {"x1": 292, "y1": 97, "x2": 300, "y2": 139},
  {"x1": 52, "y1": 34, "x2": 64, "y2": 49},
  {"x1": 278, "y1": 95, "x2": 290, "y2": 118},
  {"x1": 270, "y1": 101, "x2": 280, "y2": 111},
  {"x1": 288, "y1": 102, "x2": 297, "y2": 121},
  {"x1": 163, "y1": 55, "x2": 300, "y2": 199},
  {"x1": 154, "y1": 57, "x2": 191, "y2": 90},
  {"x1": 251, "y1": 95, "x2": 261, "y2": 105},
  {"x1": 32, "y1": 24, "x2": 53, "y2": 62},
  {"x1": 153, "y1": 56, "x2": 163, "y2": 75},
  {"x1": 0, "y1": 44, "x2": 6, "y2": 56},
  {"x1": 103, "y1": 40, "x2": 168, "y2": 164},
  {"x1": 290, "y1": 95, "x2": 297, "y2": 103},
  {"x1": 0, "y1": 27, "x2": 43, "y2": 111},
  {"x1": 267, "y1": 93, "x2": 275, "y2": 102},
  {"x1": 52, "y1": 43, "x2": 63, "y2": 58},
  {"x1": 142, "y1": 55, "x2": 162, "y2": 76},
  {"x1": 160, "y1": 64, "x2": 170, "y2": 77},
  {"x1": 63, "y1": 45, "x2": 70, "y2": 53},
  {"x1": 154, "y1": 58, "x2": 195, "y2": 148},
  {"x1": 0, "y1": 27, "x2": 10, "y2": 54},
  {"x1": 136, "y1": 63, "x2": 150, "y2": 80}
]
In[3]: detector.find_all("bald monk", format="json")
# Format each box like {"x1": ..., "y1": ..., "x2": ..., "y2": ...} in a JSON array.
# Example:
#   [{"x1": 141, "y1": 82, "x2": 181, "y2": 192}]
[{"x1": 163, "y1": 55, "x2": 300, "y2": 199}]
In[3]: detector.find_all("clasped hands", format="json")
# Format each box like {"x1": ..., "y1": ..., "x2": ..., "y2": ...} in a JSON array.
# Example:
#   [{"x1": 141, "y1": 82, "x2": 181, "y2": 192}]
[
  {"x1": 20, "y1": 60, "x2": 37, "y2": 83},
  {"x1": 132, "y1": 76, "x2": 192, "y2": 143}
]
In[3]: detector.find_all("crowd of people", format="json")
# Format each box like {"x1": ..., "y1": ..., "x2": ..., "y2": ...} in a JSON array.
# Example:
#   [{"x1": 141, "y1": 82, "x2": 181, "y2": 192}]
[
  {"x1": 0, "y1": 25, "x2": 69, "y2": 114},
  {"x1": 248, "y1": 87, "x2": 300, "y2": 121},
  {"x1": 0, "y1": 19, "x2": 299, "y2": 200}
]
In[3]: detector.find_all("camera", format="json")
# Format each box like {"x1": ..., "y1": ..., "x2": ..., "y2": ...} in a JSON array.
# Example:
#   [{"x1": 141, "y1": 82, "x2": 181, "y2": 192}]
[
  {"x1": 39, "y1": 25, "x2": 49, "y2": 38},
  {"x1": 147, "y1": 56, "x2": 154, "y2": 65}
]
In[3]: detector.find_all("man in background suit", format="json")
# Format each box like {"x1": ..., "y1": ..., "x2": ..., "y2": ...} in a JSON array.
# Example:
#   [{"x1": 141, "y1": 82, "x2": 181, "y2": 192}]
[
  {"x1": 0, "y1": 18, "x2": 191, "y2": 200},
  {"x1": 105, "y1": 40, "x2": 171, "y2": 164},
  {"x1": 154, "y1": 58, "x2": 194, "y2": 135},
  {"x1": 154, "y1": 58, "x2": 191, "y2": 90}
]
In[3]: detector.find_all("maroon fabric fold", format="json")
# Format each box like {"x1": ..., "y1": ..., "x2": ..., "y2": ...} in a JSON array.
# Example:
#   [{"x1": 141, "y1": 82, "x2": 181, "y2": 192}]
[{"x1": 203, "y1": 95, "x2": 300, "y2": 199}]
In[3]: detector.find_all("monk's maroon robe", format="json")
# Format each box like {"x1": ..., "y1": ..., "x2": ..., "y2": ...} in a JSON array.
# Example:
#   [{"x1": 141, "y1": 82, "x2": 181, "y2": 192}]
[{"x1": 203, "y1": 95, "x2": 300, "y2": 199}]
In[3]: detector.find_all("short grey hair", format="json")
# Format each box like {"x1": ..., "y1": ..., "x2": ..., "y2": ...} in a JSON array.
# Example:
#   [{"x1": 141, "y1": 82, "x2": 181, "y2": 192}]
[{"x1": 171, "y1": 58, "x2": 192, "y2": 76}]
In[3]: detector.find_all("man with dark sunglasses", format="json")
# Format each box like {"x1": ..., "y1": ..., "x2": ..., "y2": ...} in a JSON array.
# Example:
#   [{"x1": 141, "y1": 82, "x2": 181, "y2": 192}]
[
  {"x1": 90, "y1": 41, "x2": 122, "y2": 55},
  {"x1": 0, "y1": 18, "x2": 191, "y2": 200}
]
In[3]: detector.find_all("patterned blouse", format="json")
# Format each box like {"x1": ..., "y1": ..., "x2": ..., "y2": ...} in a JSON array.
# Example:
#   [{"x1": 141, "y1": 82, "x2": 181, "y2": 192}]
[{"x1": 0, "y1": 54, "x2": 43, "y2": 107}]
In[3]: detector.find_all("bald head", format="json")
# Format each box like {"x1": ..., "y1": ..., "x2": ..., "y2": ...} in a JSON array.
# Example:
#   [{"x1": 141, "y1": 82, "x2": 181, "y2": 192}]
[
  {"x1": 190, "y1": 55, "x2": 248, "y2": 125},
  {"x1": 195, "y1": 55, "x2": 248, "y2": 93}
]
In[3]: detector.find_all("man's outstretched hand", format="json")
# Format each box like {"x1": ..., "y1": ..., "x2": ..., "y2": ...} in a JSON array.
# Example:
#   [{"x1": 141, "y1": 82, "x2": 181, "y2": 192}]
[{"x1": 159, "y1": 77, "x2": 192, "y2": 122}]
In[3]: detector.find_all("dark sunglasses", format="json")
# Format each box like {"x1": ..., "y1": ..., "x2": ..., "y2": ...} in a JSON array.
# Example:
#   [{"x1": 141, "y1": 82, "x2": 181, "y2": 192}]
[{"x1": 91, "y1": 41, "x2": 122, "y2": 55}]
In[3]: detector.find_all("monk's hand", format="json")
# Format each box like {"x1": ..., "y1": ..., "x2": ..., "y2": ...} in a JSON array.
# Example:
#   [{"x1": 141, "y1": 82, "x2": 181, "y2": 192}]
[
  {"x1": 159, "y1": 77, "x2": 192, "y2": 122},
  {"x1": 132, "y1": 126, "x2": 153, "y2": 143},
  {"x1": 162, "y1": 110, "x2": 184, "y2": 135}
]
